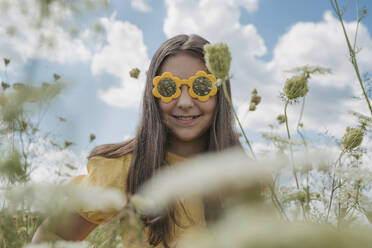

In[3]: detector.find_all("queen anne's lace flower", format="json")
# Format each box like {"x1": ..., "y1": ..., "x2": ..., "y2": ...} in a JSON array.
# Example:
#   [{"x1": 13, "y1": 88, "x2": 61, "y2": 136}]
[
  {"x1": 284, "y1": 73, "x2": 309, "y2": 100},
  {"x1": 203, "y1": 43, "x2": 231, "y2": 82},
  {"x1": 342, "y1": 127, "x2": 364, "y2": 151}
]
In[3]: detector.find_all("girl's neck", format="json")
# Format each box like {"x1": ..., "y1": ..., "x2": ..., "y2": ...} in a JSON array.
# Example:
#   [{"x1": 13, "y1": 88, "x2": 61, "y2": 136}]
[{"x1": 167, "y1": 134, "x2": 208, "y2": 158}]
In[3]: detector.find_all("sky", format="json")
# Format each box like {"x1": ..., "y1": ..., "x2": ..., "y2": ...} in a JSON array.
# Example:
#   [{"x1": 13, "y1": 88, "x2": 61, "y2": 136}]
[{"x1": 1, "y1": 0, "x2": 372, "y2": 180}]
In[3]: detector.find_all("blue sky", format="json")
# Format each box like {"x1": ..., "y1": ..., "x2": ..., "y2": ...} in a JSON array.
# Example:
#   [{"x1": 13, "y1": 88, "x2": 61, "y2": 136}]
[{"x1": 1, "y1": 0, "x2": 372, "y2": 179}]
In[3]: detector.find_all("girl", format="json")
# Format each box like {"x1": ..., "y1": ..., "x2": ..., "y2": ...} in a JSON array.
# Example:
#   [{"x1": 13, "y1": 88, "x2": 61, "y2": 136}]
[{"x1": 32, "y1": 34, "x2": 241, "y2": 247}]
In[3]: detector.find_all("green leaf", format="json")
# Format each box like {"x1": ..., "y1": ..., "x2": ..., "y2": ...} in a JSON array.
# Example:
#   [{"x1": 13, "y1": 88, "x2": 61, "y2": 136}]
[
  {"x1": 58, "y1": 117, "x2": 67, "y2": 122},
  {"x1": 89, "y1": 133, "x2": 96, "y2": 142}
]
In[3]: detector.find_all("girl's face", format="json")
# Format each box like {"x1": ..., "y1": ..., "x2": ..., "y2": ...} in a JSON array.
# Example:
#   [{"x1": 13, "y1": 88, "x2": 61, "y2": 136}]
[{"x1": 158, "y1": 52, "x2": 217, "y2": 144}]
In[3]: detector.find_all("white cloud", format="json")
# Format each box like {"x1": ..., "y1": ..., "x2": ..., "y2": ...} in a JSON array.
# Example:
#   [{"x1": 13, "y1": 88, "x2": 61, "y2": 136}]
[
  {"x1": 0, "y1": 0, "x2": 91, "y2": 70},
  {"x1": 27, "y1": 138, "x2": 88, "y2": 183},
  {"x1": 91, "y1": 15, "x2": 150, "y2": 108},
  {"x1": 131, "y1": 0, "x2": 152, "y2": 13}
]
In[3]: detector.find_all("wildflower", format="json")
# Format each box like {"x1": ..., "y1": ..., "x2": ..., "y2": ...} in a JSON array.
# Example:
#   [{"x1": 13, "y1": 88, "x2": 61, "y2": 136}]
[
  {"x1": 249, "y1": 88, "x2": 261, "y2": 111},
  {"x1": 24, "y1": 241, "x2": 90, "y2": 248},
  {"x1": 130, "y1": 195, "x2": 151, "y2": 213},
  {"x1": 285, "y1": 190, "x2": 306, "y2": 203},
  {"x1": 284, "y1": 73, "x2": 309, "y2": 100},
  {"x1": 250, "y1": 94, "x2": 261, "y2": 105},
  {"x1": 90, "y1": 133, "x2": 96, "y2": 142},
  {"x1": 5, "y1": 183, "x2": 126, "y2": 216},
  {"x1": 341, "y1": 127, "x2": 364, "y2": 151},
  {"x1": 53, "y1": 73, "x2": 61, "y2": 81},
  {"x1": 0, "y1": 152, "x2": 27, "y2": 183},
  {"x1": 13, "y1": 82, "x2": 26, "y2": 90},
  {"x1": 1, "y1": 81, "x2": 10, "y2": 91},
  {"x1": 249, "y1": 102, "x2": 256, "y2": 111},
  {"x1": 277, "y1": 114, "x2": 286, "y2": 124},
  {"x1": 4, "y1": 58, "x2": 10, "y2": 66},
  {"x1": 129, "y1": 68, "x2": 140, "y2": 79},
  {"x1": 139, "y1": 148, "x2": 269, "y2": 213},
  {"x1": 203, "y1": 43, "x2": 231, "y2": 84},
  {"x1": 317, "y1": 162, "x2": 330, "y2": 173}
]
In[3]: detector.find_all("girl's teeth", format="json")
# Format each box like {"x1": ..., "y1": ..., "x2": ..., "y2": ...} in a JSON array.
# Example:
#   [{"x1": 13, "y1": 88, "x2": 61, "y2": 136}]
[
  {"x1": 178, "y1": 116, "x2": 193, "y2": 120},
  {"x1": 175, "y1": 115, "x2": 200, "y2": 120}
]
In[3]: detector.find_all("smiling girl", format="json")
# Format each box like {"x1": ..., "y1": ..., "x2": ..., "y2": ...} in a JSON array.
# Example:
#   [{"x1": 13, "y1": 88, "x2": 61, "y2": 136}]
[{"x1": 32, "y1": 34, "x2": 241, "y2": 248}]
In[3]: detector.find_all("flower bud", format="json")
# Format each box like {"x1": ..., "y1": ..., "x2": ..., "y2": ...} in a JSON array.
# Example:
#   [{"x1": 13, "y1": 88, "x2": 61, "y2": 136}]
[
  {"x1": 277, "y1": 114, "x2": 286, "y2": 124},
  {"x1": 203, "y1": 43, "x2": 231, "y2": 81},
  {"x1": 129, "y1": 68, "x2": 140, "y2": 79},
  {"x1": 342, "y1": 127, "x2": 364, "y2": 151},
  {"x1": 249, "y1": 102, "x2": 256, "y2": 111},
  {"x1": 284, "y1": 73, "x2": 309, "y2": 100},
  {"x1": 250, "y1": 95, "x2": 261, "y2": 105}
]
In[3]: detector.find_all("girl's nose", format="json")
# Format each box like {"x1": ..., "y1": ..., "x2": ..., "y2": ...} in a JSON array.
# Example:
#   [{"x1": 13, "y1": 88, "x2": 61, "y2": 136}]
[{"x1": 176, "y1": 85, "x2": 194, "y2": 109}]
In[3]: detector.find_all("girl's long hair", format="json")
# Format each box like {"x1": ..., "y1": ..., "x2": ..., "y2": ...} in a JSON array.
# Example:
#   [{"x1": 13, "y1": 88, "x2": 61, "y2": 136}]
[{"x1": 89, "y1": 34, "x2": 241, "y2": 247}]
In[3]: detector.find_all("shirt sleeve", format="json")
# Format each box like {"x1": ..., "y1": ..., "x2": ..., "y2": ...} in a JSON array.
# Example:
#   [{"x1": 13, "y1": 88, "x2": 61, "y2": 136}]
[{"x1": 70, "y1": 154, "x2": 131, "y2": 224}]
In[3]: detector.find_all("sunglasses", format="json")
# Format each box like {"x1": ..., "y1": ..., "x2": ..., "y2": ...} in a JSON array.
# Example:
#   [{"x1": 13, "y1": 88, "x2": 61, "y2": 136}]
[{"x1": 152, "y1": 71, "x2": 218, "y2": 103}]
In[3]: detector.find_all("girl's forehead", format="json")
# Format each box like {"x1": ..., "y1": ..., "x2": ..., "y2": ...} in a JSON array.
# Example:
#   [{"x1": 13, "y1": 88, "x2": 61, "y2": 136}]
[{"x1": 159, "y1": 52, "x2": 209, "y2": 79}]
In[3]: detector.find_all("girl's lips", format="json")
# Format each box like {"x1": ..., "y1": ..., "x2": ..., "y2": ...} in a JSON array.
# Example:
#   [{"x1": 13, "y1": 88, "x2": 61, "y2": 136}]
[{"x1": 172, "y1": 115, "x2": 201, "y2": 124}]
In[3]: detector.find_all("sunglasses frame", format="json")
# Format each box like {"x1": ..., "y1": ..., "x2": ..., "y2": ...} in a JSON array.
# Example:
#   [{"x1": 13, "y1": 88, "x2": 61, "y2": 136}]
[{"x1": 152, "y1": 71, "x2": 218, "y2": 103}]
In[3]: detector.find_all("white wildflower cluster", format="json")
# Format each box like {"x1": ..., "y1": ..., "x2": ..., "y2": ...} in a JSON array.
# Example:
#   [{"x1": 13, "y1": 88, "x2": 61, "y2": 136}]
[
  {"x1": 178, "y1": 206, "x2": 372, "y2": 248},
  {"x1": 335, "y1": 167, "x2": 372, "y2": 184},
  {"x1": 4, "y1": 183, "x2": 126, "y2": 215},
  {"x1": 139, "y1": 148, "x2": 271, "y2": 213},
  {"x1": 24, "y1": 241, "x2": 90, "y2": 248},
  {"x1": 139, "y1": 148, "x2": 330, "y2": 214}
]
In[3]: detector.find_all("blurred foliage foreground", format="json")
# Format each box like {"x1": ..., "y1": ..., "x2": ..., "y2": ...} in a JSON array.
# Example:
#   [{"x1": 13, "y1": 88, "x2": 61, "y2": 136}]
[{"x1": 1, "y1": 0, "x2": 372, "y2": 247}]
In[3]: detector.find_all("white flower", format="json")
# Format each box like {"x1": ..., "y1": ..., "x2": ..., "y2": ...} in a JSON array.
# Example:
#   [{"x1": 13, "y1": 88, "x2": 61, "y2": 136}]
[{"x1": 4, "y1": 183, "x2": 126, "y2": 215}]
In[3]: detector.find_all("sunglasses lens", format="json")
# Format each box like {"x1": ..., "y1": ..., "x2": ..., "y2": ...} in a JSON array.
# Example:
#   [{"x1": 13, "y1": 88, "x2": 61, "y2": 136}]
[
  {"x1": 158, "y1": 78, "x2": 177, "y2": 97},
  {"x1": 192, "y1": 76, "x2": 212, "y2": 96}
]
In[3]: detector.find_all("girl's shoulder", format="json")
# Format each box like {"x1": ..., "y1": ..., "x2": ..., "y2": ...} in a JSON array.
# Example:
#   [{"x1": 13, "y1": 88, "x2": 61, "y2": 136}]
[{"x1": 84, "y1": 153, "x2": 132, "y2": 191}]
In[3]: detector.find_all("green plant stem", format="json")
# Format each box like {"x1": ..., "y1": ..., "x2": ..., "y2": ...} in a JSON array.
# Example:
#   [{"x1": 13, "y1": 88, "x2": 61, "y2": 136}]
[
  {"x1": 326, "y1": 150, "x2": 344, "y2": 222},
  {"x1": 284, "y1": 99, "x2": 309, "y2": 221},
  {"x1": 332, "y1": 0, "x2": 372, "y2": 116},
  {"x1": 284, "y1": 100, "x2": 300, "y2": 190},
  {"x1": 353, "y1": 0, "x2": 360, "y2": 52},
  {"x1": 221, "y1": 80, "x2": 256, "y2": 160}
]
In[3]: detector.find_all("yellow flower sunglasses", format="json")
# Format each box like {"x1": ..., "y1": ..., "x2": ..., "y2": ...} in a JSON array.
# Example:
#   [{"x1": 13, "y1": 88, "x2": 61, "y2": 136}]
[{"x1": 152, "y1": 71, "x2": 218, "y2": 103}]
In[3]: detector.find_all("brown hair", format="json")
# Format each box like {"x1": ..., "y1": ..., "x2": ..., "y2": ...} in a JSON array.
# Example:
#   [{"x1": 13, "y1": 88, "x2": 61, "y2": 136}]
[{"x1": 89, "y1": 34, "x2": 241, "y2": 247}]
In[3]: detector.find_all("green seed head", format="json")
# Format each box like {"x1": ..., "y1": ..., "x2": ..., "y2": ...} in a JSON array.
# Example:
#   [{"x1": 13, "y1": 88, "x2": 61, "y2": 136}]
[
  {"x1": 277, "y1": 114, "x2": 286, "y2": 124},
  {"x1": 203, "y1": 43, "x2": 231, "y2": 81},
  {"x1": 251, "y1": 95, "x2": 261, "y2": 105},
  {"x1": 284, "y1": 73, "x2": 309, "y2": 100},
  {"x1": 129, "y1": 68, "x2": 140, "y2": 79},
  {"x1": 249, "y1": 102, "x2": 256, "y2": 111},
  {"x1": 342, "y1": 127, "x2": 364, "y2": 151}
]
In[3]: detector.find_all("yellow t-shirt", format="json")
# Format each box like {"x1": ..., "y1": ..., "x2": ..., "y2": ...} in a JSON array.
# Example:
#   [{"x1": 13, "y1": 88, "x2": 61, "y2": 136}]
[{"x1": 71, "y1": 152, "x2": 206, "y2": 247}]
